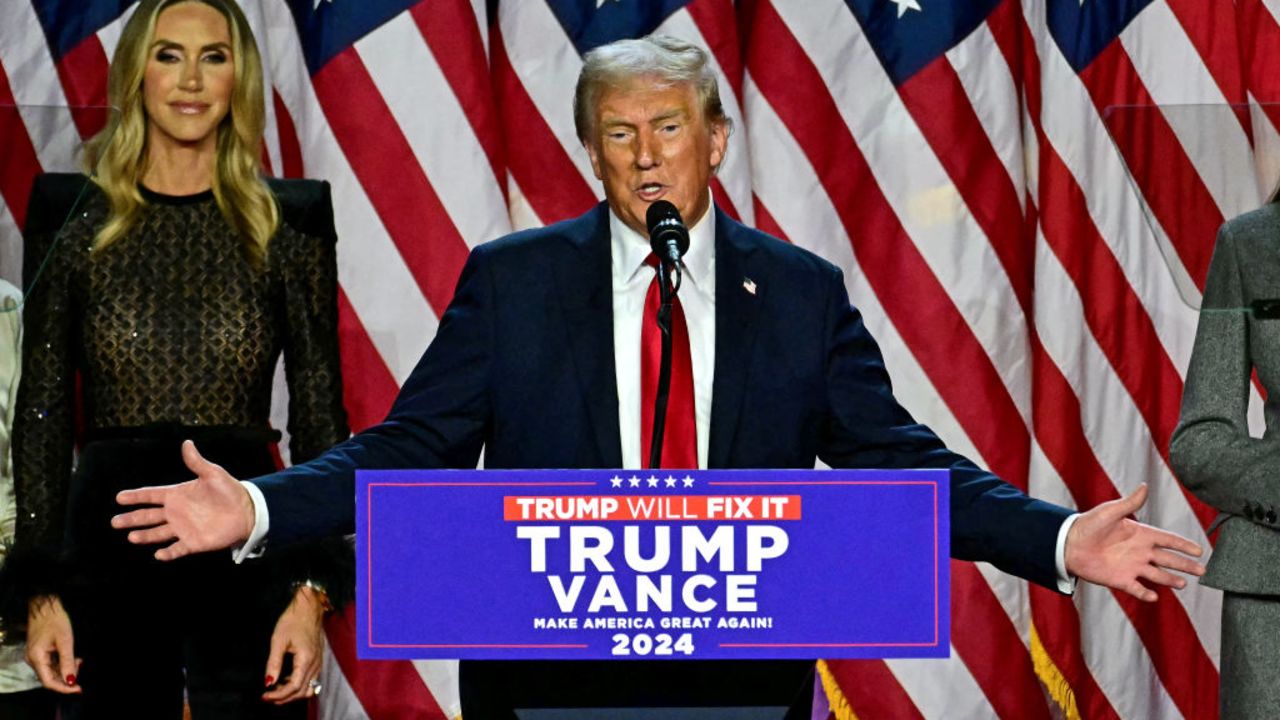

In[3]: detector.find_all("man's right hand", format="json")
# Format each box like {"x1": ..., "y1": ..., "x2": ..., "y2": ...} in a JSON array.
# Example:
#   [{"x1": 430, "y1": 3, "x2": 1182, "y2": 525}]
[
  {"x1": 112, "y1": 440, "x2": 255, "y2": 561},
  {"x1": 26, "y1": 596, "x2": 81, "y2": 694}
]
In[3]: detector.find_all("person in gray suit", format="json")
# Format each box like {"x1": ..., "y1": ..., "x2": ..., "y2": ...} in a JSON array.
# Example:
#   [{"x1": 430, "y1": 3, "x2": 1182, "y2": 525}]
[{"x1": 1172, "y1": 204, "x2": 1280, "y2": 719}]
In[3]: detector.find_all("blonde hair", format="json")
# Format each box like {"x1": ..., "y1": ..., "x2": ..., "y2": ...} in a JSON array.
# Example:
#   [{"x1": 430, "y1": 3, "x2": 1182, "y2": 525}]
[{"x1": 85, "y1": 0, "x2": 278, "y2": 265}]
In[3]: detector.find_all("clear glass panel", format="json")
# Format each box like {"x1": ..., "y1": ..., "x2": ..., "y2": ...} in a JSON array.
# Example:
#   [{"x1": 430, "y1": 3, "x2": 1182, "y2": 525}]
[
  {"x1": 1099, "y1": 102, "x2": 1280, "y2": 316},
  {"x1": 0, "y1": 103, "x2": 118, "y2": 311}
]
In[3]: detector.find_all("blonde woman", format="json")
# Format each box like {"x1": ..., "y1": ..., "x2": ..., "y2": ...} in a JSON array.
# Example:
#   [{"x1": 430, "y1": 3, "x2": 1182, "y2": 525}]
[{"x1": 7, "y1": 1, "x2": 348, "y2": 717}]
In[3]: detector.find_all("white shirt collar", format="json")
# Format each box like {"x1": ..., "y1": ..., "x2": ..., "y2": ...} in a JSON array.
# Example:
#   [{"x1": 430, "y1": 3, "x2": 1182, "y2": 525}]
[{"x1": 609, "y1": 200, "x2": 716, "y2": 288}]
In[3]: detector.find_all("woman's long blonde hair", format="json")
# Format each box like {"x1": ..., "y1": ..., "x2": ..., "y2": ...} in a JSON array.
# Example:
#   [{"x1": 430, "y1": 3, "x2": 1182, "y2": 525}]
[{"x1": 85, "y1": 0, "x2": 278, "y2": 265}]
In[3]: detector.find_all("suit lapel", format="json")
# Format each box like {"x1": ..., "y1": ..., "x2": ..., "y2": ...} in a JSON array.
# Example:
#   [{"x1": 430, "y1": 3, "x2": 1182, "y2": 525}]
[
  {"x1": 708, "y1": 208, "x2": 763, "y2": 468},
  {"x1": 551, "y1": 204, "x2": 623, "y2": 467}
]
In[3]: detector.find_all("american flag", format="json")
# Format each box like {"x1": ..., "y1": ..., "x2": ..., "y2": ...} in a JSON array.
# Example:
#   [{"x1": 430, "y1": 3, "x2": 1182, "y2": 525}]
[{"x1": 0, "y1": 0, "x2": 1265, "y2": 717}]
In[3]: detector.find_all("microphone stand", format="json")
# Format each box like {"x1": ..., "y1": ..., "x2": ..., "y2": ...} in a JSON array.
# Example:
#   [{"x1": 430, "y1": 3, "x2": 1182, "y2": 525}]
[{"x1": 647, "y1": 260, "x2": 682, "y2": 469}]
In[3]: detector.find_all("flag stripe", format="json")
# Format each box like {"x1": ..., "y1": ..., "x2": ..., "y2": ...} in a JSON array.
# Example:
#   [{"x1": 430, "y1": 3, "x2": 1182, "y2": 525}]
[
  {"x1": 1120, "y1": 2, "x2": 1258, "y2": 221},
  {"x1": 825, "y1": 660, "x2": 926, "y2": 720},
  {"x1": 745, "y1": 70, "x2": 1002, "y2": 720},
  {"x1": 311, "y1": 47, "x2": 471, "y2": 317},
  {"x1": 355, "y1": 13, "x2": 508, "y2": 250},
  {"x1": 1164, "y1": 0, "x2": 1248, "y2": 111},
  {"x1": 1020, "y1": 9, "x2": 1218, "y2": 536},
  {"x1": 1034, "y1": 141, "x2": 1219, "y2": 720},
  {"x1": 491, "y1": 30, "x2": 599, "y2": 224},
  {"x1": 0, "y1": 62, "x2": 42, "y2": 233},
  {"x1": 898, "y1": 58, "x2": 1032, "y2": 313},
  {"x1": 325, "y1": 608, "x2": 450, "y2": 720},
  {"x1": 337, "y1": 289, "x2": 400, "y2": 433},
  {"x1": 1079, "y1": 42, "x2": 1221, "y2": 288},
  {"x1": 409, "y1": 0, "x2": 506, "y2": 195},
  {"x1": 745, "y1": 5, "x2": 1052, "y2": 717},
  {"x1": 52, "y1": 35, "x2": 108, "y2": 139}
]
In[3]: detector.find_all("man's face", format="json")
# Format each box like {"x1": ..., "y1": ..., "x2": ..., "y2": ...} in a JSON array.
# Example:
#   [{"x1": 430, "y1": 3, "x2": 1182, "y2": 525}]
[{"x1": 585, "y1": 77, "x2": 728, "y2": 236}]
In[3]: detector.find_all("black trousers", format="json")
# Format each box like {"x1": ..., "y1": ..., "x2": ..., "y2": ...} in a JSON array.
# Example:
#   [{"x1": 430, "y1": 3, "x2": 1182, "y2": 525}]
[
  {"x1": 459, "y1": 659, "x2": 816, "y2": 719},
  {"x1": 0, "y1": 688, "x2": 57, "y2": 720},
  {"x1": 59, "y1": 431, "x2": 305, "y2": 720}
]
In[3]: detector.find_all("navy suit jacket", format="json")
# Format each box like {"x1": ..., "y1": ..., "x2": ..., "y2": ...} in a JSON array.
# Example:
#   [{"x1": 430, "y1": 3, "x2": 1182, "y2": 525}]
[{"x1": 257, "y1": 203, "x2": 1072, "y2": 589}]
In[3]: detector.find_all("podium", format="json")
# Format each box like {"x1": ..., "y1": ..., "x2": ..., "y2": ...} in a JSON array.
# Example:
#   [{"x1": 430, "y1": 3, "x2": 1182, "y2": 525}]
[{"x1": 357, "y1": 469, "x2": 949, "y2": 716}]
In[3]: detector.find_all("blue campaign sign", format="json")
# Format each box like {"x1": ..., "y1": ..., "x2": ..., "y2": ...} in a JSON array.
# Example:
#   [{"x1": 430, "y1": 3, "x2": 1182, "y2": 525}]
[{"x1": 356, "y1": 469, "x2": 949, "y2": 660}]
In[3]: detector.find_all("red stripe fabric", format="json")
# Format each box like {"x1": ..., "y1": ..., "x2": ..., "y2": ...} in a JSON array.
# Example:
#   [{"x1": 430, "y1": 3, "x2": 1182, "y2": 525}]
[
  {"x1": 1028, "y1": 310, "x2": 1220, "y2": 719},
  {"x1": 53, "y1": 35, "x2": 109, "y2": 139},
  {"x1": 1035, "y1": 138, "x2": 1216, "y2": 531},
  {"x1": 325, "y1": 609, "x2": 449, "y2": 720},
  {"x1": 1239, "y1": 0, "x2": 1280, "y2": 137},
  {"x1": 1165, "y1": 0, "x2": 1250, "y2": 134},
  {"x1": 1079, "y1": 42, "x2": 1223, "y2": 288},
  {"x1": 490, "y1": 27, "x2": 598, "y2": 224},
  {"x1": 409, "y1": 0, "x2": 506, "y2": 194},
  {"x1": 0, "y1": 61, "x2": 42, "y2": 230},
  {"x1": 338, "y1": 289, "x2": 400, "y2": 433},
  {"x1": 898, "y1": 58, "x2": 1033, "y2": 313},
  {"x1": 311, "y1": 48, "x2": 471, "y2": 317},
  {"x1": 825, "y1": 659, "x2": 926, "y2": 720},
  {"x1": 745, "y1": 4, "x2": 1053, "y2": 716}
]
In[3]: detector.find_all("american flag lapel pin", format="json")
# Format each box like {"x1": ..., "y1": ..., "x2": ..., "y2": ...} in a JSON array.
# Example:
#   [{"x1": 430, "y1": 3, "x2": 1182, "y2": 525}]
[{"x1": 743, "y1": 277, "x2": 757, "y2": 295}]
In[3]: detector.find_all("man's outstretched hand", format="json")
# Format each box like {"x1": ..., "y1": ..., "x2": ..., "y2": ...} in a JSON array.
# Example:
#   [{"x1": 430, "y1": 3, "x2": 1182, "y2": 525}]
[
  {"x1": 112, "y1": 440, "x2": 255, "y2": 561},
  {"x1": 1066, "y1": 483, "x2": 1205, "y2": 602}
]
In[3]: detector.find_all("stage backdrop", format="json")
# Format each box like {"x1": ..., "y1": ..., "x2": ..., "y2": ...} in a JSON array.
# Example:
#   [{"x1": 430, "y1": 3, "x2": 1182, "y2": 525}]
[{"x1": 2, "y1": 1, "x2": 1272, "y2": 718}]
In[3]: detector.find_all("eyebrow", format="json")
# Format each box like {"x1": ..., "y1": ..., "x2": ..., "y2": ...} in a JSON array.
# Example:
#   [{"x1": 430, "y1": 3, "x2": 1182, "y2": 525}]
[
  {"x1": 600, "y1": 109, "x2": 687, "y2": 129},
  {"x1": 649, "y1": 110, "x2": 687, "y2": 126},
  {"x1": 151, "y1": 39, "x2": 232, "y2": 53}
]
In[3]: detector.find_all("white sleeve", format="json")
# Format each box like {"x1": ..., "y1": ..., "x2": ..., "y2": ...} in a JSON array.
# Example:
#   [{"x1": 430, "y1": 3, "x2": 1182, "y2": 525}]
[
  {"x1": 1055, "y1": 512, "x2": 1081, "y2": 594},
  {"x1": 231, "y1": 481, "x2": 270, "y2": 563}
]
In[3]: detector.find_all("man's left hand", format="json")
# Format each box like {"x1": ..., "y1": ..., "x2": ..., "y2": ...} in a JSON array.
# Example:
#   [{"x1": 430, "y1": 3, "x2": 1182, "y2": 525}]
[{"x1": 1066, "y1": 483, "x2": 1205, "y2": 601}]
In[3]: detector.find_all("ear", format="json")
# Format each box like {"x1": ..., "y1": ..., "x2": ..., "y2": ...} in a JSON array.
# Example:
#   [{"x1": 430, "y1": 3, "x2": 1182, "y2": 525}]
[
  {"x1": 708, "y1": 118, "x2": 729, "y2": 173},
  {"x1": 585, "y1": 139, "x2": 605, "y2": 182}
]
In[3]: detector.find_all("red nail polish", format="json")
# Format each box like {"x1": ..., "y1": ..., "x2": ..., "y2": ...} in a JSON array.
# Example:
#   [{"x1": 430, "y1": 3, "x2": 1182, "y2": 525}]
[
  {"x1": 265, "y1": 675, "x2": 275, "y2": 687},
  {"x1": 66, "y1": 674, "x2": 76, "y2": 686}
]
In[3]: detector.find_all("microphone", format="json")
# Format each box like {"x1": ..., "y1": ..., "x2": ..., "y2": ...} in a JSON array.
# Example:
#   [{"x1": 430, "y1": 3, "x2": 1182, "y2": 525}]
[{"x1": 646, "y1": 200, "x2": 690, "y2": 268}]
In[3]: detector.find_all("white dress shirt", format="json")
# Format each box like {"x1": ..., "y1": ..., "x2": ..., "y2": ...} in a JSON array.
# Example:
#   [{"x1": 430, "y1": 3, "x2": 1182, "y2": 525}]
[{"x1": 611, "y1": 205, "x2": 715, "y2": 470}]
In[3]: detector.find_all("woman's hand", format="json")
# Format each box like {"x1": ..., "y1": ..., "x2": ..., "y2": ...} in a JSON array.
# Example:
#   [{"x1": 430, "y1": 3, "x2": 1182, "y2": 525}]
[
  {"x1": 26, "y1": 595, "x2": 81, "y2": 694},
  {"x1": 262, "y1": 584, "x2": 328, "y2": 704}
]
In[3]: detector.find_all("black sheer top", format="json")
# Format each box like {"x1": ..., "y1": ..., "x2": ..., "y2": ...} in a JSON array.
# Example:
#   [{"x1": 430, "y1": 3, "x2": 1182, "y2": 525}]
[{"x1": 13, "y1": 174, "x2": 348, "y2": 550}]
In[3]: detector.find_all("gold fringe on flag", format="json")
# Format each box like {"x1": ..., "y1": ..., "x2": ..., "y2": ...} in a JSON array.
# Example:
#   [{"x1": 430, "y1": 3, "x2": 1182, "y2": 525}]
[
  {"x1": 816, "y1": 659, "x2": 861, "y2": 720},
  {"x1": 1030, "y1": 622, "x2": 1082, "y2": 720}
]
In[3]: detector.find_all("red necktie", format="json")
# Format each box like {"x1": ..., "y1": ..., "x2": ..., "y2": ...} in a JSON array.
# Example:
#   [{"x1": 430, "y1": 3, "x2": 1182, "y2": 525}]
[{"x1": 640, "y1": 254, "x2": 698, "y2": 469}]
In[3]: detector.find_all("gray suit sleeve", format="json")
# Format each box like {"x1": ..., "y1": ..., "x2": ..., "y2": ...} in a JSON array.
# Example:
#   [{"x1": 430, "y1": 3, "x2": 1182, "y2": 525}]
[{"x1": 1170, "y1": 220, "x2": 1280, "y2": 526}]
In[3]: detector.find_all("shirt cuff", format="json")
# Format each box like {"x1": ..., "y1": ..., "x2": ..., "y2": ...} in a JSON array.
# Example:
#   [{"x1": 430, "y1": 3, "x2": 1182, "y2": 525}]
[
  {"x1": 1055, "y1": 512, "x2": 1081, "y2": 594},
  {"x1": 231, "y1": 481, "x2": 270, "y2": 564}
]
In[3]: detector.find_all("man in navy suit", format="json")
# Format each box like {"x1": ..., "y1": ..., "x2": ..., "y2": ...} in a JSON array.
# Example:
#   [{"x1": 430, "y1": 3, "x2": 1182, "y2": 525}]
[{"x1": 115, "y1": 35, "x2": 1203, "y2": 715}]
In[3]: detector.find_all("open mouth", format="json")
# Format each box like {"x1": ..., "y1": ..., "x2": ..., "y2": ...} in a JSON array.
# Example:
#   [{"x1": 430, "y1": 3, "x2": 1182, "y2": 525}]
[{"x1": 637, "y1": 183, "x2": 666, "y2": 201}]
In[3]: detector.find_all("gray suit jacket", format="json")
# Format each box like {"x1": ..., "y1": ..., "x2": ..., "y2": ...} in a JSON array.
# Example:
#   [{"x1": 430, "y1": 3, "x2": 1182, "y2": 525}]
[{"x1": 1172, "y1": 203, "x2": 1280, "y2": 595}]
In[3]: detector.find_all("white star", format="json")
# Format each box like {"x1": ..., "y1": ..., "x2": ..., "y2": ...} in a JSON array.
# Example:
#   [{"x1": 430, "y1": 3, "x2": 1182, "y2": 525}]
[
  {"x1": 313, "y1": 0, "x2": 332, "y2": 10},
  {"x1": 683, "y1": 475, "x2": 695, "y2": 488},
  {"x1": 610, "y1": 475, "x2": 623, "y2": 488},
  {"x1": 889, "y1": 0, "x2": 921, "y2": 18},
  {"x1": 629, "y1": 476, "x2": 641, "y2": 488},
  {"x1": 665, "y1": 476, "x2": 678, "y2": 488},
  {"x1": 647, "y1": 476, "x2": 660, "y2": 488}
]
